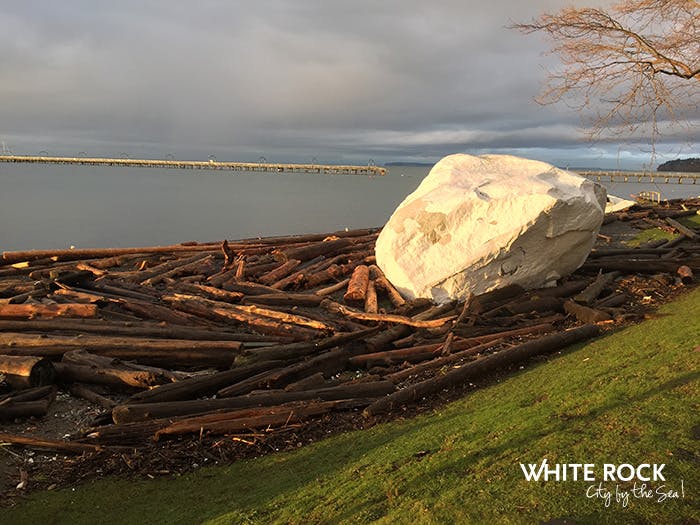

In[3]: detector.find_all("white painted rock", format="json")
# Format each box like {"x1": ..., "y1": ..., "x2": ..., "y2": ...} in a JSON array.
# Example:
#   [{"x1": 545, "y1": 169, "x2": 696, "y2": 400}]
[{"x1": 375, "y1": 154, "x2": 607, "y2": 303}]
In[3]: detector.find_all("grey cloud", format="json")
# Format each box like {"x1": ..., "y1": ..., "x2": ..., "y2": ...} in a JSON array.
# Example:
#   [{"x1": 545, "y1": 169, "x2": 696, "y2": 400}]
[{"x1": 0, "y1": 1, "x2": 695, "y2": 168}]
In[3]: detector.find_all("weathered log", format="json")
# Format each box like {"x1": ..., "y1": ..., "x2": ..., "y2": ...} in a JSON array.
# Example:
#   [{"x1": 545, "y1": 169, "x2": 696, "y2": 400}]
[
  {"x1": 344, "y1": 265, "x2": 370, "y2": 303},
  {"x1": 258, "y1": 259, "x2": 302, "y2": 286},
  {"x1": 154, "y1": 399, "x2": 368, "y2": 438},
  {"x1": 0, "y1": 333, "x2": 242, "y2": 354},
  {"x1": 115, "y1": 300, "x2": 205, "y2": 326},
  {"x1": 241, "y1": 327, "x2": 381, "y2": 363},
  {"x1": 666, "y1": 217, "x2": 698, "y2": 240},
  {"x1": 126, "y1": 361, "x2": 287, "y2": 404},
  {"x1": 88, "y1": 280, "x2": 161, "y2": 301},
  {"x1": 0, "y1": 395, "x2": 55, "y2": 420},
  {"x1": 206, "y1": 267, "x2": 240, "y2": 287},
  {"x1": 0, "y1": 355, "x2": 56, "y2": 389},
  {"x1": 0, "y1": 319, "x2": 270, "y2": 342},
  {"x1": 364, "y1": 280, "x2": 378, "y2": 313},
  {"x1": 0, "y1": 303, "x2": 98, "y2": 319},
  {"x1": 0, "y1": 385, "x2": 55, "y2": 404},
  {"x1": 283, "y1": 372, "x2": 326, "y2": 392},
  {"x1": 348, "y1": 345, "x2": 445, "y2": 368},
  {"x1": 52, "y1": 287, "x2": 105, "y2": 303},
  {"x1": 677, "y1": 265, "x2": 694, "y2": 284},
  {"x1": 320, "y1": 299, "x2": 456, "y2": 328},
  {"x1": 242, "y1": 293, "x2": 323, "y2": 308},
  {"x1": 573, "y1": 271, "x2": 620, "y2": 305},
  {"x1": 490, "y1": 296, "x2": 564, "y2": 316},
  {"x1": 374, "y1": 275, "x2": 406, "y2": 307},
  {"x1": 60, "y1": 350, "x2": 180, "y2": 388},
  {"x1": 314, "y1": 278, "x2": 350, "y2": 296},
  {"x1": 251, "y1": 347, "x2": 352, "y2": 389},
  {"x1": 364, "y1": 325, "x2": 601, "y2": 416},
  {"x1": 279, "y1": 238, "x2": 354, "y2": 262},
  {"x1": 563, "y1": 300, "x2": 612, "y2": 324},
  {"x1": 581, "y1": 258, "x2": 700, "y2": 273},
  {"x1": 467, "y1": 284, "x2": 526, "y2": 314},
  {"x1": 528, "y1": 280, "x2": 590, "y2": 298},
  {"x1": 222, "y1": 280, "x2": 285, "y2": 296},
  {"x1": 595, "y1": 293, "x2": 629, "y2": 308},
  {"x1": 142, "y1": 255, "x2": 216, "y2": 286},
  {"x1": 0, "y1": 432, "x2": 104, "y2": 453},
  {"x1": 169, "y1": 281, "x2": 244, "y2": 303},
  {"x1": 69, "y1": 383, "x2": 117, "y2": 409},
  {"x1": 386, "y1": 340, "x2": 501, "y2": 383},
  {"x1": 1, "y1": 243, "x2": 220, "y2": 266},
  {"x1": 163, "y1": 294, "x2": 330, "y2": 337},
  {"x1": 4, "y1": 342, "x2": 238, "y2": 369},
  {"x1": 112, "y1": 381, "x2": 395, "y2": 424}
]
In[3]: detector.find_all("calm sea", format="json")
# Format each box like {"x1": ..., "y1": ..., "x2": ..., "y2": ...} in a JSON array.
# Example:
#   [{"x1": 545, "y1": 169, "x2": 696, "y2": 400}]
[{"x1": 1, "y1": 163, "x2": 698, "y2": 251}]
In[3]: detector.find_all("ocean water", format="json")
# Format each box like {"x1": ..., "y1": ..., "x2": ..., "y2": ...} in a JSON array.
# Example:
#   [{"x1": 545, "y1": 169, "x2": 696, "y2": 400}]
[{"x1": 0, "y1": 163, "x2": 697, "y2": 251}]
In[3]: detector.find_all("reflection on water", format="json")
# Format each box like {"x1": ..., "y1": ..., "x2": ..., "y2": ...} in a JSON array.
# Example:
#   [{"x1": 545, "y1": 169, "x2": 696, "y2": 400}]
[{"x1": 0, "y1": 163, "x2": 697, "y2": 250}]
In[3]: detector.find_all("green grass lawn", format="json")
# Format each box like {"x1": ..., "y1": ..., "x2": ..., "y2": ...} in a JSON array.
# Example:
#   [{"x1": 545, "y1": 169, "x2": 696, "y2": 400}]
[
  {"x1": 626, "y1": 212, "x2": 700, "y2": 246},
  {"x1": 4, "y1": 288, "x2": 700, "y2": 525}
]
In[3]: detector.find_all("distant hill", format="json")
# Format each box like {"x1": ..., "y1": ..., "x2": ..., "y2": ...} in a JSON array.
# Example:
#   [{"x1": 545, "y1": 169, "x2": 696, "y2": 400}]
[{"x1": 657, "y1": 158, "x2": 700, "y2": 172}]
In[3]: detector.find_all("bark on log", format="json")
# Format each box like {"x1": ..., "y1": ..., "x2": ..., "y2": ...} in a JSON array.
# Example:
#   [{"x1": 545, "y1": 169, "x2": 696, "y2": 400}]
[
  {"x1": 0, "y1": 385, "x2": 55, "y2": 404},
  {"x1": 364, "y1": 325, "x2": 601, "y2": 416},
  {"x1": 61, "y1": 350, "x2": 180, "y2": 387},
  {"x1": 0, "y1": 319, "x2": 268, "y2": 342},
  {"x1": 677, "y1": 265, "x2": 694, "y2": 284},
  {"x1": 170, "y1": 282, "x2": 244, "y2": 304},
  {"x1": 364, "y1": 280, "x2": 378, "y2": 313},
  {"x1": 162, "y1": 294, "x2": 318, "y2": 340},
  {"x1": 581, "y1": 258, "x2": 700, "y2": 273},
  {"x1": 1, "y1": 244, "x2": 220, "y2": 266},
  {"x1": 222, "y1": 280, "x2": 286, "y2": 296},
  {"x1": 314, "y1": 278, "x2": 350, "y2": 296},
  {"x1": 385, "y1": 340, "x2": 501, "y2": 383},
  {"x1": 666, "y1": 217, "x2": 698, "y2": 239},
  {"x1": 278, "y1": 238, "x2": 353, "y2": 262},
  {"x1": 344, "y1": 265, "x2": 370, "y2": 303},
  {"x1": 0, "y1": 432, "x2": 104, "y2": 453},
  {"x1": 163, "y1": 294, "x2": 331, "y2": 336},
  {"x1": 126, "y1": 361, "x2": 287, "y2": 404},
  {"x1": 374, "y1": 276, "x2": 406, "y2": 307},
  {"x1": 241, "y1": 327, "x2": 381, "y2": 363},
  {"x1": 242, "y1": 293, "x2": 323, "y2": 308},
  {"x1": 573, "y1": 272, "x2": 620, "y2": 304},
  {"x1": 117, "y1": 300, "x2": 204, "y2": 326},
  {"x1": 69, "y1": 383, "x2": 117, "y2": 409},
  {"x1": 258, "y1": 259, "x2": 301, "y2": 286},
  {"x1": 113, "y1": 381, "x2": 395, "y2": 424},
  {"x1": 0, "y1": 303, "x2": 98, "y2": 319},
  {"x1": 0, "y1": 395, "x2": 55, "y2": 420},
  {"x1": 320, "y1": 299, "x2": 456, "y2": 328},
  {"x1": 154, "y1": 399, "x2": 368, "y2": 438},
  {"x1": 0, "y1": 355, "x2": 56, "y2": 389},
  {"x1": 563, "y1": 300, "x2": 612, "y2": 324}
]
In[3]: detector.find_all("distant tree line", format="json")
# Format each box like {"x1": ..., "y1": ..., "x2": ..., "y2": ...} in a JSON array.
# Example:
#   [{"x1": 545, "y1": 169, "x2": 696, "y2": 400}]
[{"x1": 657, "y1": 158, "x2": 700, "y2": 172}]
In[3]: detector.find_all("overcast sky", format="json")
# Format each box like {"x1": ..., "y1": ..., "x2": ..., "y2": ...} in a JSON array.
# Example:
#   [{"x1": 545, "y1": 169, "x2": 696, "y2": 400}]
[{"x1": 0, "y1": 1, "x2": 696, "y2": 168}]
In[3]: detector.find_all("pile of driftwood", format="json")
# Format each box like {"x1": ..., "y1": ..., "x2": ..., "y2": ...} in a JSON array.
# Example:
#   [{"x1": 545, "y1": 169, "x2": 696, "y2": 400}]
[{"x1": 0, "y1": 198, "x2": 698, "y2": 454}]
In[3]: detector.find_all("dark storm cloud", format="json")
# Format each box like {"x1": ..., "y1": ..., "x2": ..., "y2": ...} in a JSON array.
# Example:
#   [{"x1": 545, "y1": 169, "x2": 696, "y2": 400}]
[{"x1": 0, "y1": 1, "x2": 695, "y2": 168}]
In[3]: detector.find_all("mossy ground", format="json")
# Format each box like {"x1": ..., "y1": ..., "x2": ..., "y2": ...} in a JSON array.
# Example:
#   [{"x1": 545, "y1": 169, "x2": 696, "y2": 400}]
[{"x1": 3, "y1": 289, "x2": 699, "y2": 525}]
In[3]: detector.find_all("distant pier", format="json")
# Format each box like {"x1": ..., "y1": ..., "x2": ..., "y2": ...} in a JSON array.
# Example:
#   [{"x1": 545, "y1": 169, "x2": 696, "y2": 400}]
[
  {"x1": 576, "y1": 170, "x2": 700, "y2": 185},
  {"x1": 0, "y1": 155, "x2": 387, "y2": 176}
]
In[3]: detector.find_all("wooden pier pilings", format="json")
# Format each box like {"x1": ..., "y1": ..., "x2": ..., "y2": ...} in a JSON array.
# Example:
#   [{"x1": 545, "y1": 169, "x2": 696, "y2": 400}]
[
  {"x1": 0, "y1": 155, "x2": 387, "y2": 176},
  {"x1": 576, "y1": 170, "x2": 700, "y2": 185}
]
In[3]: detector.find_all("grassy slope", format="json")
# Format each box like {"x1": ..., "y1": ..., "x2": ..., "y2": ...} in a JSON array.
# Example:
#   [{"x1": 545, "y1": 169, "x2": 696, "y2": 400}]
[{"x1": 4, "y1": 289, "x2": 700, "y2": 525}]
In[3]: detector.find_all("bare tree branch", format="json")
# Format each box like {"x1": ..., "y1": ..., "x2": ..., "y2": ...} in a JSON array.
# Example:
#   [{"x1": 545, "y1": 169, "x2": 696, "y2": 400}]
[{"x1": 512, "y1": 0, "x2": 699, "y2": 149}]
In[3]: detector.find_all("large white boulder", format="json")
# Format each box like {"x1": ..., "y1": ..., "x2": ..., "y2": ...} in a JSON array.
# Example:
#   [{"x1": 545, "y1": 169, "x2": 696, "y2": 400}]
[{"x1": 376, "y1": 154, "x2": 607, "y2": 303}]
